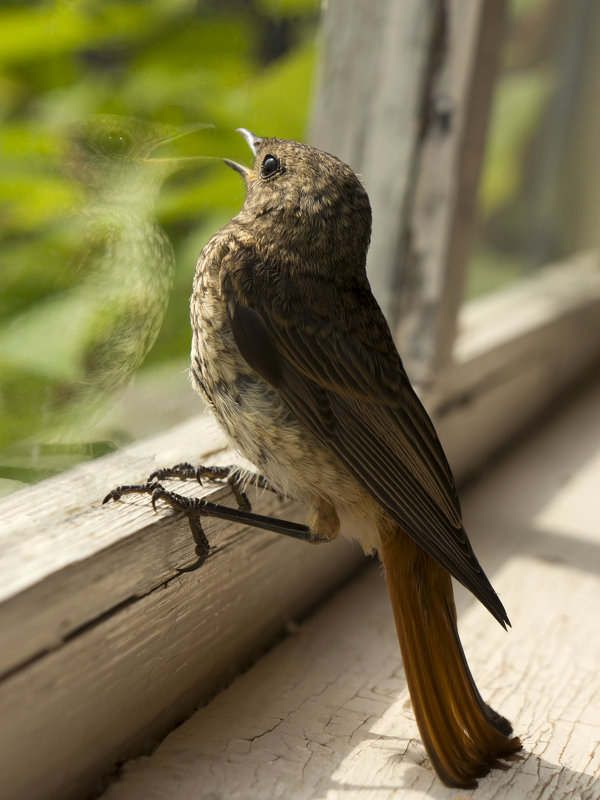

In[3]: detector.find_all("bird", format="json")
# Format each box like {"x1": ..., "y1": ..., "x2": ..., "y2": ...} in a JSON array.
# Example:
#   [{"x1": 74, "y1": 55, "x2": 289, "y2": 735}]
[
  {"x1": 108, "y1": 128, "x2": 522, "y2": 787},
  {"x1": 185, "y1": 129, "x2": 522, "y2": 787}
]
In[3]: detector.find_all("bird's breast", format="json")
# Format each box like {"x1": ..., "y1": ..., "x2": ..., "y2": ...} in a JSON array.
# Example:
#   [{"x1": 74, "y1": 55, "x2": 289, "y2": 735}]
[
  {"x1": 189, "y1": 245, "x2": 356, "y2": 510},
  {"x1": 189, "y1": 244, "x2": 298, "y2": 487}
]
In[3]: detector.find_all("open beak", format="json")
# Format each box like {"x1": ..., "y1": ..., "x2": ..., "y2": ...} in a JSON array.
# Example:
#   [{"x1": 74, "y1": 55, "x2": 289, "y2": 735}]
[
  {"x1": 236, "y1": 128, "x2": 262, "y2": 155},
  {"x1": 224, "y1": 127, "x2": 262, "y2": 178}
]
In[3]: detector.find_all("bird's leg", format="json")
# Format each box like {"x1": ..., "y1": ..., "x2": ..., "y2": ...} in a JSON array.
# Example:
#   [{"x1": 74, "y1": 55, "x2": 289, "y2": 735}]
[
  {"x1": 307, "y1": 497, "x2": 340, "y2": 543},
  {"x1": 103, "y1": 478, "x2": 329, "y2": 572}
]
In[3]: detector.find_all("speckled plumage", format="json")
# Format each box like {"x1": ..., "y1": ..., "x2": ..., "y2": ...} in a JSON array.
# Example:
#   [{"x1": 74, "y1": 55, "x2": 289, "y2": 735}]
[
  {"x1": 190, "y1": 136, "x2": 477, "y2": 585},
  {"x1": 189, "y1": 132, "x2": 521, "y2": 787},
  {"x1": 190, "y1": 139, "x2": 380, "y2": 548},
  {"x1": 190, "y1": 221, "x2": 374, "y2": 547}
]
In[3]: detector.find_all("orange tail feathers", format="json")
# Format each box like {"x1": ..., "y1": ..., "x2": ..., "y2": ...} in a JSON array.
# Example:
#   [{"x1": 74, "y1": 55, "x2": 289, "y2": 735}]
[{"x1": 379, "y1": 523, "x2": 522, "y2": 788}]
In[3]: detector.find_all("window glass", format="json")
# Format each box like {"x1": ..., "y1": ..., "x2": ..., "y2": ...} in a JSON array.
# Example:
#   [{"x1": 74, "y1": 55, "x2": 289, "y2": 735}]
[
  {"x1": 466, "y1": 0, "x2": 600, "y2": 298},
  {"x1": 0, "y1": 0, "x2": 320, "y2": 495}
]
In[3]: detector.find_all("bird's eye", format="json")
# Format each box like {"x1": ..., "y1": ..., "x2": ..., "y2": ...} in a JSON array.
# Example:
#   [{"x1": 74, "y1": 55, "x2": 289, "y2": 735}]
[{"x1": 260, "y1": 154, "x2": 280, "y2": 179}]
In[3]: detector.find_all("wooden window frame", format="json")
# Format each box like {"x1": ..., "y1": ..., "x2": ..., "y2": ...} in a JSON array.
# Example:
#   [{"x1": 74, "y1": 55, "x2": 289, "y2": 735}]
[{"x1": 1, "y1": 2, "x2": 600, "y2": 798}]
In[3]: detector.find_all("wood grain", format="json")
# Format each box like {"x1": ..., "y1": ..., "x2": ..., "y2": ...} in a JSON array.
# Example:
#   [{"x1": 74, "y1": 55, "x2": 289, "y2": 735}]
[
  {"x1": 400, "y1": 0, "x2": 506, "y2": 380},
  {"x1": 99, "y1": 378, "x2": 600, "y2": 800},
  {"x1": 0, "y1": 417, "x2": 364, "y2": 800},
  {"x1": 310, "y1": 0, "x2": 440, "y2": 322},
  {"x1": 310, "y1": 0, "x2": 507, "y2": 384}
]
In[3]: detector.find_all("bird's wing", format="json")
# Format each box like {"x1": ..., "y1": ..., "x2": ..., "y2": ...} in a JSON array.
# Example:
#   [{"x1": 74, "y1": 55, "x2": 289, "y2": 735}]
[{"x1": 220, "y1": 241, "x2": 508, "y2": 625}]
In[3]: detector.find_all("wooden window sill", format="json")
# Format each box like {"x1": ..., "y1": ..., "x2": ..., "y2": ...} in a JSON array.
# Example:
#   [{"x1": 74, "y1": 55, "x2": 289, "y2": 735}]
[
  {"x1": 0, "y1": 418, "x2": 364, "y2": 800},
  {"x1": 0, "y1": 258, "x2": 599, "y2": 799},
  {"x1": 99, "y1": 376, "x2": 600, "y2": 799}
]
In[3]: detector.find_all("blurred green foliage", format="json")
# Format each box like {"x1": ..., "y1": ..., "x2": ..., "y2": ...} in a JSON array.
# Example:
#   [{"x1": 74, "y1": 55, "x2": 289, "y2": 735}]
[{"x1": 0, "y1": 0, "x2": 320, "y2": 488}]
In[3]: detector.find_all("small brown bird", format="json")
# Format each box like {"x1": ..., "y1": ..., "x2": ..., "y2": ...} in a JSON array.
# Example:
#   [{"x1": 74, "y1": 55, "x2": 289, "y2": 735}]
[
  {"x1": 188, "y1": 129, "x2": 521, "y2": 787},
  {"x1": 108, "y1": 129, "x2": 522, "y2": 787}
]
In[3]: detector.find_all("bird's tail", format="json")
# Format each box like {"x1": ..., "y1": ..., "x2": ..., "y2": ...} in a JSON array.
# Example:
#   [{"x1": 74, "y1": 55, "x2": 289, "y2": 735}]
[{"x1": 378, "y1": 523, "x2": 522, "y2": 788}]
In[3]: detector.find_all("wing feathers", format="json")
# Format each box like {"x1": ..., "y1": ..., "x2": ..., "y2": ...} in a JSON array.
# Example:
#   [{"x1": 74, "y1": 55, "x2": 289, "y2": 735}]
[
  {"x1": 226, "y1": 296, "x2": 282, "y2": 388},
  {"x1": 219, "y1": 241, "x2": 504, "y2": 620}
]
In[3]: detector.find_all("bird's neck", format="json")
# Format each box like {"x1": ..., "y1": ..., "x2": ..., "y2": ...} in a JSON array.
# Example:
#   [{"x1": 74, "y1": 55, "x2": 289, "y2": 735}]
[{"x1": 236, "y1": 208, "x2": 369, "y2": 278}]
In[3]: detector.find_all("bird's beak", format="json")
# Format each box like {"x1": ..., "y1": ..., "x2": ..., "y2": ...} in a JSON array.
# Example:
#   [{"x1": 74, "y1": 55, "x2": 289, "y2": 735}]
[
  {"x1": 223, "y1": 128, "x2": 262, "y2": 178},
  {"x1": 236, "y1": 128, "x2": 262, "y2": 156},
  {"x1": 223, "y1": 158, "x2": 251, "y2": 179}
]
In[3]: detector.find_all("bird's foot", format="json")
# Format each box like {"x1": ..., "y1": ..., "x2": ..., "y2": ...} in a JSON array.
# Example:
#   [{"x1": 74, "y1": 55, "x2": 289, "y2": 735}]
[
  {"x1": 103, "y1": 468, "x2": 320, "y2": 572},
  {"x1": 103, "y1": 481, "x2": 213, "y2": 572},
  {"x1": 147, "y1": 462, "x2": 279, "y2": 510}
]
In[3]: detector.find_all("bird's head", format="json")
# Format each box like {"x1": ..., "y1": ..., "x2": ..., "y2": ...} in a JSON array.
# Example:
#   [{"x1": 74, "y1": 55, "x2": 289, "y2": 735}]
[{"x1": 225, "y1": 129, "x2": 372, "y2": 270}]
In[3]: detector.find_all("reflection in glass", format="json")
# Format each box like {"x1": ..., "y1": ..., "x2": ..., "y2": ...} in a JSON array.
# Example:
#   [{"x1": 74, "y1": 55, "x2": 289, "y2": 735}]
[
  {"x1": 0, "y1": 0, "x2": 320, "y2": 493},
  {"x1": 0, "y1": 115, "x2": 210, "y2": 481}
]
